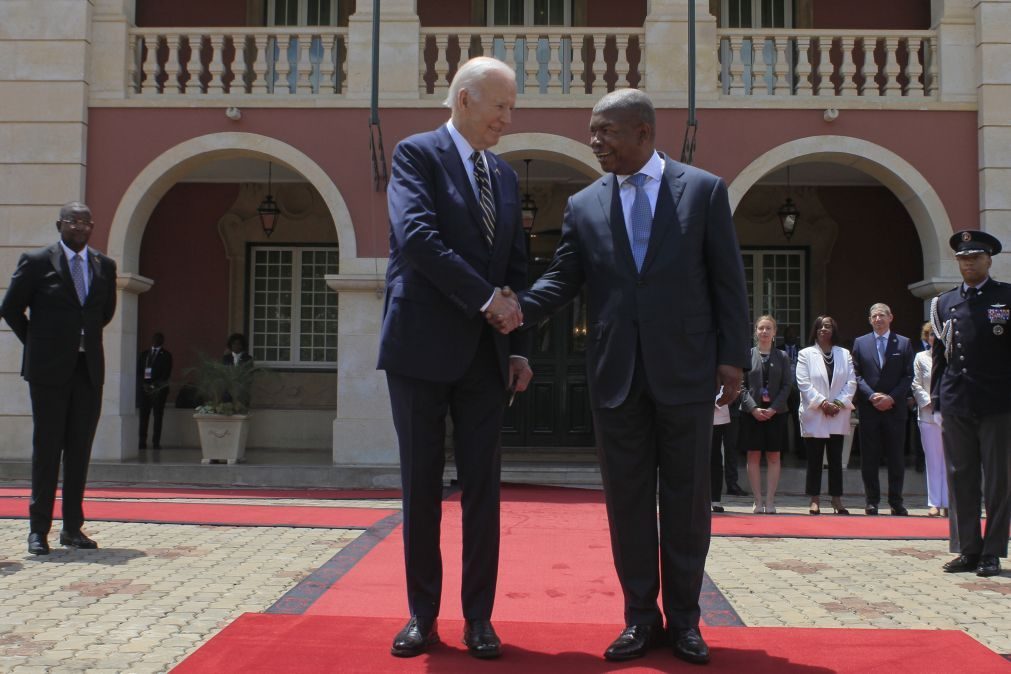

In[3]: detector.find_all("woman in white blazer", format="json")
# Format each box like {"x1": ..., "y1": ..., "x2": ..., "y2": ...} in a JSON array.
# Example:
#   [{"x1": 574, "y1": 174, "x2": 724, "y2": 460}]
[
  {"x1": 910, "y1": 322, "x2": 948, "y2": 517},
  {"x1": 797, "y1": 316, "x2": 857, "y2": 515}
]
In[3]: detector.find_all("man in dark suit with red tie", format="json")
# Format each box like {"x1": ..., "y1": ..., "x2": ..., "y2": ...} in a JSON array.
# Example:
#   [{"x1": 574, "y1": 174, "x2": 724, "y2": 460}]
[
  {"x1": 377, "y1": 57, "x2": 531, "y2": 659},
  {"x1": 137, "y1": 332, "x2": 172, "y2": 449},
  {"x1": 510, "y1": 89, "x2": 750, "y2": 665},
  {"x1": 1, "y1": 202, "x2": 118, "y2": 555}
]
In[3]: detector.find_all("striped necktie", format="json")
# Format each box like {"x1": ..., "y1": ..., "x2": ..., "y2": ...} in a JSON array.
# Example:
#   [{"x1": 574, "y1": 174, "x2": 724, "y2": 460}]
[{"x1": 471, "y1": 151, "x2": 496, "y2": 247}]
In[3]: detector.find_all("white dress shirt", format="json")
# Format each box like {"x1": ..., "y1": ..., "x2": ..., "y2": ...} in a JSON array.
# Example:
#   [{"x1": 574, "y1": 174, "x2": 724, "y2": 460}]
[{"x1": 616, "y1": 151, "x2": 664, "y2": 247}]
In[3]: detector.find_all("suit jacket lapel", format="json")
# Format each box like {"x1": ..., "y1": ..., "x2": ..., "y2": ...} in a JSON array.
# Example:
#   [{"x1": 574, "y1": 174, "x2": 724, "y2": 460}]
[
  {"x1": 435, "y1": 127, "x2": 486, "y2": 234},
  {"x1": 86, "y1": 251, "x2": 104, "y2": 306},
  {"x1": 641, "y1": 156, "x2": 685, "y2": 274}
]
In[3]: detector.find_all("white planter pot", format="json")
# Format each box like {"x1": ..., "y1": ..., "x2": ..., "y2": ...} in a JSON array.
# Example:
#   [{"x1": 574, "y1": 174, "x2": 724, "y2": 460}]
[{"x1": 194, "y1": 413, "x2": 250, "y2": 464}]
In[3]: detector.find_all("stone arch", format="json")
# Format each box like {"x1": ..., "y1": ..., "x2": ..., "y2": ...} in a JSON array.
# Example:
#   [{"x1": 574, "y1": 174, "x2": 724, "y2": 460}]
[
  {"x1": 107, "y1": 132, "x2": 356, "y2": 272},
  {"x1": 495, "y1": 132, "x2": 602, "y2": 178},
  {"x1": 727, "y1": 136, "x2": 953, "y2": 288}
]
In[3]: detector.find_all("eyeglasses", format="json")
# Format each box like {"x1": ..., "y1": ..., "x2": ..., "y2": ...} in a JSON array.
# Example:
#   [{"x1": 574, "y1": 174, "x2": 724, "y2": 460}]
[{"x1": 59, "y1": 218, "x2": 93, "y2": 229}]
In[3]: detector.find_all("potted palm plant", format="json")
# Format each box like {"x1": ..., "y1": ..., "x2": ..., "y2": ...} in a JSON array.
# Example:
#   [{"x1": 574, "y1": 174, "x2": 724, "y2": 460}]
[{"x1": 188, "y1": 354, "x2": 259, "y2": 464}]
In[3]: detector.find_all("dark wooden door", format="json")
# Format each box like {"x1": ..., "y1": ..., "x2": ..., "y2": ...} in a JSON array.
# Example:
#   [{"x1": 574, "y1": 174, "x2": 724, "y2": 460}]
[{"x1": 500, "y1": 263, "x2": 594, "y2": 449}]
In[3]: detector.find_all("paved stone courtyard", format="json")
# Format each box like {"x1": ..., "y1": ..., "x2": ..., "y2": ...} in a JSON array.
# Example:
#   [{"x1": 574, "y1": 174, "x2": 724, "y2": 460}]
[{"x1": 0, "y1": 491, "x2": 1008, "y2": 672}]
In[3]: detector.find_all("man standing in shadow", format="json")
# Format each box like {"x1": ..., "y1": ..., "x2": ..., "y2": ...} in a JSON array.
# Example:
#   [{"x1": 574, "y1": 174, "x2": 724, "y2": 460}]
[
  {"x1": 138, "y1": 332, "x2": 172, "y2": 450},
  {"x1": 1, "y1": 202, "x2": 118, "y2": 555}
]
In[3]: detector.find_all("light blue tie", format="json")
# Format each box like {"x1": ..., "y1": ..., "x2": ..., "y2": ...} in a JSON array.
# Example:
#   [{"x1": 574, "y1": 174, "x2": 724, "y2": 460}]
[
  {"x1": 627, "y1": 173, "x2": 652, "y2": 272},
  {"x1": 70, "y1": 254, "x2": 87, "y2": 304},
  {"x1": 876, "y1": 335, "x2": 886, "y2": 368}
]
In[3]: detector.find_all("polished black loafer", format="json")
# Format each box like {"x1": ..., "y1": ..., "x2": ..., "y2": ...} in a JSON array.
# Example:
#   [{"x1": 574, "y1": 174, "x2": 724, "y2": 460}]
[
  {"x1": 604, "y1": 620, "x2": 665, "y2": 661},
  {"x1": 725, "y1": 484, "x2": 747, "y2": 496},
  {"x1": 976, "y1": 555, "x2": 1001, "y2": 577},
  {"x1": 28, "y1": 533, "x2": 49, "y2": 556},
  {"x1": 890, "y1": 505, "x2": 909, "y2": 516},
  {"x1": 671, "y1": 626, "x2": 710, "y2": 665},
  {"x1": 391, "y1": 616, "x2": 439, "y2": 657},
  {"x1": 463, "y1": 619, "x2": 501, "y2": 659},
  {"x1": 59, "y1": 530, "x2": 98, "y2": 549},
  {"x1": 864, "y1": 505, "x2": 879, "y2": 516},
  {"x1": 942, "y1": 554, "x2": 980, "y2": 573}
]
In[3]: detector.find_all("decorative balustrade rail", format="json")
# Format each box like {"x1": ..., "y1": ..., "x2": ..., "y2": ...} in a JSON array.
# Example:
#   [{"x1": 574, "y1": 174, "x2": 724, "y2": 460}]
[
  {"x1": 420, "y1": 28, "x2": 644, "y2": 97},
  {"x1": 717, "y1": 29, "x2": 937, "y2": 98},
  {"x1": 128, "y1": 28, "x2": 349, "y2": 96}
]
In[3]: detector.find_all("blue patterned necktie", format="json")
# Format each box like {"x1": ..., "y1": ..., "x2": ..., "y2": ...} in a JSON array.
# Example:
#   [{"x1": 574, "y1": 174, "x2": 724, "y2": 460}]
[
  {"x1": 627, "y1": 173, "x2": 652, "y2": 271},
  {"x1": 876, "y1": 335, "x2": 886, "y2": 368},
  {"x1": 70, "y1": 253, "x2": 87, "y2": 304},
  {"x1": 471, "y1": 151, "x2": 496, "y2": 247}
]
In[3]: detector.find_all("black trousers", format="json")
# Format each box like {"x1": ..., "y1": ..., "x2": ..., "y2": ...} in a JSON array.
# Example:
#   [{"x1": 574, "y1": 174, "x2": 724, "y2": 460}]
[
  {"x1": 139, "y1": 386, "x2": 169, "y2": 447},
  {"x1": 386, "y1": 331, "x2": 506, "y2": 620},
  {"x1": 28, "y1": 353, "x2": 102, "y2": 535},
  {"x1": 711, "y1": 418, "x2": 739, "y2": 502},
  {"x1": 858, "y1": 409, "x2": 906, "y2": 507},
  {"x1": 804, "y1": 435, "x2": 845, "y2": 497},
  {"x1": 942, "y1": 412, "x2": 1011, "y2": 558},
  {"x1": 594, "y1": 355, "x2": 712, "y2": 630}
]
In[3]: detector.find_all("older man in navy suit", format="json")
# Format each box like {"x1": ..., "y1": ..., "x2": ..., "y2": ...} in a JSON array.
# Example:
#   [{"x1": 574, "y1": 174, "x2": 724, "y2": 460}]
[
  {"x1": 507, "y1": 89, "x2": 750, "y2": 666},
  {"x1": 851, "y1": 303, "x2": 915, "y2": 516},
  {"x1": 1, "y1": 202, "x2": 117, "y2": 555},
  {"x1": 378, "y1": 57, "x2": 531, "y2": 659}
]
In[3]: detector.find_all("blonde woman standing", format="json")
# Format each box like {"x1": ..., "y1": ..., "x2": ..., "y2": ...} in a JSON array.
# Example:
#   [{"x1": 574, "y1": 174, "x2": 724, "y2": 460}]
[
  {"x1": 911, "y1": 322, "x2": 948, "y2": 516},
  {"x1": 797, "y1": 316, "x2": 857, "y2": 515},
  {"x1": 739, "y1": 316, "x2": 793, "y2": 514}
]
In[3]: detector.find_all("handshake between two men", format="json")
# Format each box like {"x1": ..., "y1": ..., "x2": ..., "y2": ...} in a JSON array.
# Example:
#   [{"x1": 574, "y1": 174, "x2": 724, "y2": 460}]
[{"x1": 484, "y1": 286, "x2": 524, "y2": 335}]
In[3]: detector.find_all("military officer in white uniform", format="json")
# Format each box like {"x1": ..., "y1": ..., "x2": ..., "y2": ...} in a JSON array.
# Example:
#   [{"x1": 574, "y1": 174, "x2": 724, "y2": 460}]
[{"x1": 930, "y1": 230, "x2": 1011, "y2": 577}]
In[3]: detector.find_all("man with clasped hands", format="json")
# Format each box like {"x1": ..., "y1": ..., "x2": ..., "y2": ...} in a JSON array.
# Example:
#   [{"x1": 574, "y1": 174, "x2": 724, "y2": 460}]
[{"x1": 378, "y1": 56, "x2": 532, "y2": 660}]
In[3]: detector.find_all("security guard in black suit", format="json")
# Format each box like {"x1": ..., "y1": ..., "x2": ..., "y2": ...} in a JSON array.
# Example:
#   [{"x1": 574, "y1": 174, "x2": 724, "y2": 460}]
[
  {"x1": 138, "y1": 332, "x2": 173, "y2": 449},
  {"x1": 930, "y1": 230, "x2": 1011, "y2": 577}
]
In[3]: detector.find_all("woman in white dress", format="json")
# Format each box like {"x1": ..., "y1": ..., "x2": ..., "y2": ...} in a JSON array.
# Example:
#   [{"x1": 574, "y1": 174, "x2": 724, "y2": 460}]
[
  {"x1": 910, "y1": 322, "x2": 948, "y2": 516},
  {"x1": 796, "y1": 316, "x2": 857, "y2": 515}
]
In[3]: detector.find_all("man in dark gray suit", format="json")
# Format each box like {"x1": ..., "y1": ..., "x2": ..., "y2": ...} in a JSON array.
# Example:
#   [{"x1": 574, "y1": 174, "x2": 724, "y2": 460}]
[
  {"x1": 508, "y1": 89, "x2": 750, "y2": 665},
  {"x1": 1, "y1": 202, "x2": 118, "y2": 555}
]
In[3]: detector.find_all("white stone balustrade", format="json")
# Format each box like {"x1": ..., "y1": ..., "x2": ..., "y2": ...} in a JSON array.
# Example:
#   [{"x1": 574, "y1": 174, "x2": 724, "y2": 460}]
[
  {"x1": 129, "y1": 28, "x2": 349, "y2": 96},
  {"x1": 717, "y1": 29, "x2": 938, "y2": 98},
  {"x1": 419, "y1": 28, "x2": 644, "y2": 97}
]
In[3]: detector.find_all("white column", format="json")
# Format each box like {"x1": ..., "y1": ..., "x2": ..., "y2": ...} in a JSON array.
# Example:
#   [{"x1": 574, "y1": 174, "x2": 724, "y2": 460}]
[
  {"x1": 90, "y1": 0, "x2": 135, "y2": 100},
  {"x1": 346, "y1": 0, "x2": 420, "y2": 100},
  {"x1": 93, "y1": 274, "x2": 153, "y2": 461},
  {"x1": 975, "y1": 0, "x2": 1011, "y2": 280},
  {"x1": 932, "y1": 0, "x2": 976, "y2": 103},
  {"x1": 326, "y1": 263, "x2": 400, "y2": 476},
  {"x1": 643, "y1": 0, "x2": 719, "y2": 104}
]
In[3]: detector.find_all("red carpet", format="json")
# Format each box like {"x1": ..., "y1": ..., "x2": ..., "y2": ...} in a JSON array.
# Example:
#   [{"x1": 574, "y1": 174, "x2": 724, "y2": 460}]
[
  {"x1": 172, "y1": 614, "x2": 1009, "y2": 673},
  {"x1": 0, "y1": 486, "x2": 401, "y2": 500},
  {"x1": 710, "y1": 512, "x2": 953, "y2": 539},
  {"x1": 0, "y1": 497, "x2": 396, "y2": 528}
]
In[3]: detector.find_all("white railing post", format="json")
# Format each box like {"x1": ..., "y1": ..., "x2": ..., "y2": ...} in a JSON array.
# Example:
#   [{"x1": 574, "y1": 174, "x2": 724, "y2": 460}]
[
  {"x1": 525, "y1": 34, "x2": 540, "y2": 94},
  {"x1": 141, "y1": 33, "x2": 160, "y2": 94},
  {"x1": 320, "y1": 33, "x2": 337, "y2": 94},
  {"x1": 569, "y1": 33, "x2": 586, "y2": 94},
  {"x1": 840, "y1": 36, "x2": 857, "y2": 95},
  {"x1": 252, "y1": 33, "x2": 270, "y2": 94},
  {"x1": 728, "y1": 36, "x2": 745, "y2": 96},
  {"x1": 773, "y1": 35, "x2": 790, "y2": 95},
  {"x1": 795, "y1": 36, "x2": 813, "y2": 95},
  {"x1": 883, "y1": 36, "x2": 901, "y2": 96},
  {"x1": 297, "y1": 33, "x2": 313, "y2": 94},
  {"x1": 614, "y1": 34, "x2": 631, "y2": 88},
  {"x1": 592, "y1": 33, "x2": 607, "y2": 94},
  {"x1": 207, "y1": 34, "x2": 226, "y2": 94},
  {"x1": 860, "y1": 36, "x2": 877, "y2": 96},
  {"x1": 547, "y1": 34, "x2": 562, "y2": 94},
  {"x1": 905, "y1": 37, "x2": 924, "y2": 96},
  {"x1": 816, "y1": 36, "x2": 833, "y2": 96}
]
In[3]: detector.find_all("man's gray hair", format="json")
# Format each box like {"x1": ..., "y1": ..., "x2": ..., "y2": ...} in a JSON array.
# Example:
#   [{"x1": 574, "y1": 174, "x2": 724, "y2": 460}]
[
  {"x1": 592, "y1": 88, "x2": 656, "y2": 137},
  {"x1": 869, "y1": 302, "x2": 892, "y2": 317},
  {"x1": 443, "y1": 57, "x2": 516, "y2": 109}
]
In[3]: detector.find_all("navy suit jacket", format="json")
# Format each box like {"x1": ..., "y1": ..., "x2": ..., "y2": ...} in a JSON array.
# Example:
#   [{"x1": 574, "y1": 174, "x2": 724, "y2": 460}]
[
  {"x1": 520, "y1": 154, "x2": 750, "y2": 409},
  {"x1": 851, "y1": 331, "x2": 915, "y2": 420},
  {"x1": 1, "y1": 242, "x2": 117, "y2": 388},
  {"x1": 377, "y1": 125, "x2": 529, "y2": 384}
]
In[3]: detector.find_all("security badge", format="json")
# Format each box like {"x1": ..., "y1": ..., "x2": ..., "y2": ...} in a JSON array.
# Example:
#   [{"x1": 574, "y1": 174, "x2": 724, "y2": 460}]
[{"x1": 989, "y1": 304, "x2": 1009, "y2": 336}]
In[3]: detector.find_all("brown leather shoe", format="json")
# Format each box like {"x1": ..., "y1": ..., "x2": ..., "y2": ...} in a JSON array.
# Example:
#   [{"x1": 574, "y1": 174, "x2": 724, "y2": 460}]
[
  {"x1": 604, "y1": 619, "x2": 665, "y2": 661},
  {"x1": 671, "y1": 626, "x2": 710, "y2": 665},
  {"x1": 463, "y1": 619, "x2": 501, "y2": 659},
  {"x1": 391, "y1": 616, "x2": 439, "y2": 657}
]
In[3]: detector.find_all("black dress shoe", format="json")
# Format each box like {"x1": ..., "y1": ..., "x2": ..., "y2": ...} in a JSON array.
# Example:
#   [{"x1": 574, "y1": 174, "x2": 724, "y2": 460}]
[
  {"x1": 942, "y1": 554, "x2": 980, "y2": 573},
  {"x1": 672, "y1": 626, "x2": 710, "y2": 665},
  {"x1": 28, "y1": 533, "x2": 49, "y2": 556},
  {"x1": 865, "y1": 505, "x2": 879, "y2": 516},
  {"x1": 725, "y1": 484, "x2": 747, "y2": 496},
  {"x1": 711, "y1": 504, "x2": 725, "y2": 513},
  {"x1": 391, "y1": 616, "x2": 439, "y2": 657},
  {"x1": 604, "y1": 620, "x2": 665, "y2": 661},
  {"x1": 890, "y1": 505, "x2": 909, "y2": 516},
  {"x1": 59, "y1": 530, "x2": 98, "y2": 549},
  {"x1": 976, "y1": 555, "x2": 1001, "y2": 577},
  {"x1": 463, "y1": 619, "x2": 501, "y2": 659}
]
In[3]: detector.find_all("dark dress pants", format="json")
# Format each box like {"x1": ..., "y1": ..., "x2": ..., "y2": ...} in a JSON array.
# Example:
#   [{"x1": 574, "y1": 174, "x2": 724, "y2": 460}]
[
  {"x1": 28, "y1": 353, "x2": 102, "y2": 535},
  {"x1": 858, "y1": 408, "x2": 906, "y2": 508},
  {"x1": 594, "y1": 355, "x2": 712, "y2": 630},
  {"x1": 386, "y1": 331, "x2": 506, "y2": 621},
  {"x1": 804, "y1": 435, "x2": 845, "y2": 497},
  {"x1": 942, "y1": 411, "x2": 1011, "y2": 558},
  {"x1": 139, "y1": 386, "x2": 169, "y2": 447},
  {"x1": 711, "y1": 419, "x2": 739, "y2": 502}
]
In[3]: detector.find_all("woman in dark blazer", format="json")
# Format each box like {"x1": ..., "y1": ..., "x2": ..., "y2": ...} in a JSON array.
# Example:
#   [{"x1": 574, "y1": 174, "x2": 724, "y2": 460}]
[{"x1": 739, "y1": 315, "x2": 793, "y2": 514}]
